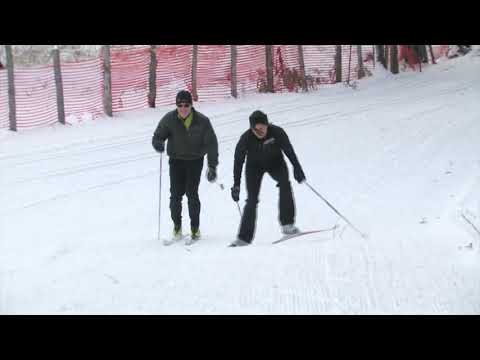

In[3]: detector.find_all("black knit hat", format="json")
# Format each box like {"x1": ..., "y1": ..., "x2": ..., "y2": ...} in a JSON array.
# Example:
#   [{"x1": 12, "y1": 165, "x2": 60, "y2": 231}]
[
  {"x1": 249, "y1": 110, "x2": 268, "y2": 128},
  {"x1": 176, "y1": 90, "x2": 193, "y2": 105}
]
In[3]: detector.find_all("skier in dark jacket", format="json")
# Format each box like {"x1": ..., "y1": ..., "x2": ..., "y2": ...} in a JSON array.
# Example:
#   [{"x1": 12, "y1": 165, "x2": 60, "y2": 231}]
[
  {"x1": 229, "y1": 110, "x2": 306, "y2": 247},
  {"x1": 152, "y1": 90, "x2": 219, "y2": 245}
]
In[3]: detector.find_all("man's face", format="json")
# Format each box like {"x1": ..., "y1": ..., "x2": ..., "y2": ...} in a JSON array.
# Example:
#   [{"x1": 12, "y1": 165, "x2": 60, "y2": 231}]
[
  {"x1": 177, "y1": 102, "x2": 192, "y2": 118},
  {"x1": 252, "y1": 123, "x2": 268, "y2": 139}
]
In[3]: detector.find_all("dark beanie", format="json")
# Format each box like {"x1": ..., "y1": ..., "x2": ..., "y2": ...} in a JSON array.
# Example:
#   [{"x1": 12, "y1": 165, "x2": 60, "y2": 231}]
[
  {"x1": 249, "y1": 110, "x2": 268, "y2": 128},
  {"x1": 176, "y1": 90, "x2": 193, "y2": 105}
]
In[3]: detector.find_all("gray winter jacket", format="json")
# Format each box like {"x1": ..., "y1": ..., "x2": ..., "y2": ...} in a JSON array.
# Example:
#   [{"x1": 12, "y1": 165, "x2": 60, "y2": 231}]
[{"x1": 152, "y1": 108, "x2": 219, "y2": 168}]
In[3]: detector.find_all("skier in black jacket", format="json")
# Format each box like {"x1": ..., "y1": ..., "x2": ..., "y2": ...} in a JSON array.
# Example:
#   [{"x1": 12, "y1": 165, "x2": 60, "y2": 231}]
[
  {"x1": 152, "y1": 90, "x2": 218, "y2": 245},
  {"x1": 229, "y1": 110, "x2": 306, "y2": 247}
]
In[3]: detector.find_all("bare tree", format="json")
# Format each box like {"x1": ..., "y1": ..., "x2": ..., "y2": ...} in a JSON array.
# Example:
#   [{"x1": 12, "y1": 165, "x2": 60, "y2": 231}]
[
  {"x1": 265, "y1": 45, "x2": 274, "y2": 93},
  {"x1": 5, "y1": 45, "x2": 17, "y2": 131},
  {"x1": 428, "y1": 45, "x2": 436, "y2": 64},
  {"x1": 390, "y1": 45, "x2": 399, "y2": 74},
  {"x1": 191, "y1": 45, "x2": 199, "y2": 101},
  {"x1": 297, "y1": 45, "x2": 308, "y2": 91},
  {"x1": 356, "y1": 45, "x2": 365, "y2": 79},
  {"x1": 385, "y1": 45, "x2": 389, "y2": 69},
  {"x1": 148, "y1": 45, "x2": 157, "y2": 108},
  {"x1": 230, "y1": 45, "x2": 238, "y2": 98},
  {"x1": 103, "y1": 45, "x2": 112, "y2": 117},
  {"x1": 52, "y1": 46, "x2": 66, "y2": 125},
  {"x1": 418, "y1": 45, "x2": 428, "y2": 63},
  {"x1": 335, "y1": 45, "x2": 342, "y2": 83},
  {"x1": 376, "y1": 45, "x2": 387, "y2": 69}
]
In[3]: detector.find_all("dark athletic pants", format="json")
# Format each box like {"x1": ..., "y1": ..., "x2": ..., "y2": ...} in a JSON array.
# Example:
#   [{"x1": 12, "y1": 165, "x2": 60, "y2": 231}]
[
  {"x1": 169, "y1": 158, "x2": 204, "y2": 231},
  {"x1": 237, "y1": 160, "x2": 295, "y2": 243}
]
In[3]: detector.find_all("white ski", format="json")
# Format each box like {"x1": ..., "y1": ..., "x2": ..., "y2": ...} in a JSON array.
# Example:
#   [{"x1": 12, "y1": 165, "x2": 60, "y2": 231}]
[{"x1": 272, "y1": 225, "x2": 338, "y2": 244}]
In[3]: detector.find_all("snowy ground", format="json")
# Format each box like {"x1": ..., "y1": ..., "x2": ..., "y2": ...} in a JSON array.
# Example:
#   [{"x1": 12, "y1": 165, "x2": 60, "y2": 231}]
[{"x1": 1, "y1": 54, "x2": 479, "y2": 314}]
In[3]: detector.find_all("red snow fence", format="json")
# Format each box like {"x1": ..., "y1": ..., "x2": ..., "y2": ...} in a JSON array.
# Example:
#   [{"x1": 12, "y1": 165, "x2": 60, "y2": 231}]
[{"x1": 0, "y1": 45, "x2": 447, "y2": 131}]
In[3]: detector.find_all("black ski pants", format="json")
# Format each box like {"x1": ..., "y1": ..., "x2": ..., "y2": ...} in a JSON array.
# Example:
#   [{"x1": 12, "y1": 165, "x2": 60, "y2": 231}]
[
  {"x1": 169, "y1": 158, "x2": 204, "y2": 231},
  {"x1": 237, "y1": 160, "x2": 295, "y2": 243}
]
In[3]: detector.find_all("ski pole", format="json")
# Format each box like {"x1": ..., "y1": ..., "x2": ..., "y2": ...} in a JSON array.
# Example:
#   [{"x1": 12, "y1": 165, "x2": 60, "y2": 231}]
[
  {"x1": 157, "y1": 153, "x2": 163, "y2": 242},
  {"x1": 304, "y1": 181, "x2": 367, "y2": 239},
  {"x1": 236, "y1": 202, "x2": 242, "y2": 217}
]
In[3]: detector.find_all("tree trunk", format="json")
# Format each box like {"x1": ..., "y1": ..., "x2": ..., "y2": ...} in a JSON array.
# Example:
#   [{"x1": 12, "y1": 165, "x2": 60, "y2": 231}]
[
  {"x1": 191, "y1": 45, "x2": 198, "y2": 101},
  {"x1": 376, "y1": 45, "x2": 386, "y2": 69},
  {"x1": 412, "y1": 45, "x2": 428, "y2": 65},
  {"x1": 335, "y1": 45, "x2": 342, "y2": 83},
  {"x1": 390, "y1": 45, "x2": 399, "y2": 74},
  {"x1": 52, "y1": 47, "x2": 66, "y2": 125},
  {"x1": 103, "y1": 45, "x2": 112, "y2": 117},
  {"x1": 5, "y1": 45, "x2": 16, "y2": 131},
  {"x1": 384, "y1": 45, "x2": 389, "y2": 70},
  {"x1": 230, "y1": 45, "x2": 238, "y2": 98},
  {"x1": 372, "y1": 45, "x2": 375, "y2": 68},
  {"x1": 347, "y1": 45, "x2": 352, "y2": 84},
  {"x1": 356, "y1": 45, "x2": 365, "y2": 79},
  {"x1": 419, "y1": 45, "x2": 428, "y2": 63},
  {"x1": 428, "y1": 45, "x2": 436, "y2": 64},
  {"x1": 265, "y1": 45, "x2": 274, "y2": 93},
  {"x1": 297, "y1": 45, "x2": 307, "y2": 91},
  {"x1": 148, "y1": 45, "x2": 157, "y2": 108}
]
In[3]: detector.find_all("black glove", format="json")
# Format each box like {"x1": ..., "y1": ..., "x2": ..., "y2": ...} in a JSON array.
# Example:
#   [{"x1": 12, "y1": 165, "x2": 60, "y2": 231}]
[
  {"x1": 231, "y1": 186, "x2": 240, "y2": 202},
  {"x1": 206, "y1": 167, "x2": 217, "y2": 183},
  {"x1": 294, "y1": 167, "x2": 306, "y2": 183},
  {"x1": 153, "y1": 140, "x2": 165, "y2": 153}
]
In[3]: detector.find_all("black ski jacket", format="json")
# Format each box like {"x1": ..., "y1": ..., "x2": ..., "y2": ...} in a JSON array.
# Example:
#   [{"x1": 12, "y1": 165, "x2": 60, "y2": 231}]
[{"x1": 233, "y1": 124, "x2": 304, "y2": 186}]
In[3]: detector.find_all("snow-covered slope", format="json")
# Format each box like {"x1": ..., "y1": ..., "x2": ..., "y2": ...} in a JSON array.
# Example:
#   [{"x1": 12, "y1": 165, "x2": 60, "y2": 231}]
[{"x1": 1, "y1": 54, "x2": 479, "y2": 314}]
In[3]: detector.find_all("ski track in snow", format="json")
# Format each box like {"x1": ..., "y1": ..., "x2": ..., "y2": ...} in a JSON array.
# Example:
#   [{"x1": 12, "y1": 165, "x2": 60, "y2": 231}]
[{"x1": 1, "y1": 55, "x2": 480, "y2": 314}]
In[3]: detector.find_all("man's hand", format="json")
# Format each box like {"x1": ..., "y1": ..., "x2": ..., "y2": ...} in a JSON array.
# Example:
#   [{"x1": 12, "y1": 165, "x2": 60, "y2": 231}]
[
  {"x1": 294, "y1": 167, "x2": 306, "y2": 183},
  {"x1": 206, "y1": 167, "x2": 217, "y2": 183},
  {"x1": 153, "y1": 140, "x2": 165, "y2": 153},
  {"x1": 231, "y1": 186, "x2": 240, "y2": 202}
]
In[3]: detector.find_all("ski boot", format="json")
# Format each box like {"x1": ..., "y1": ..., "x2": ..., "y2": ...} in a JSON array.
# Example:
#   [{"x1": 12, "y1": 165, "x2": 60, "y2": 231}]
[
  {"x1": 163, "y1": 225, "x2": 182, "y2": 246},
  {"x1": 228, "y1": 238, "x2": 250, "y2": 247},
  {"x1": 185, "y1": 228, "x2": 201, "y2": 246},
  {"x1": 281, "y1": 224, "x2": 300, "y2": 235}
]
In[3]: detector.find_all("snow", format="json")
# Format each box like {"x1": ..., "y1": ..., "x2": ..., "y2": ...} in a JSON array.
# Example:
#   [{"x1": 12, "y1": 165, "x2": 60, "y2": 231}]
[{"x1": 1, "y1": 54, "x2": 479, "y2": 314}]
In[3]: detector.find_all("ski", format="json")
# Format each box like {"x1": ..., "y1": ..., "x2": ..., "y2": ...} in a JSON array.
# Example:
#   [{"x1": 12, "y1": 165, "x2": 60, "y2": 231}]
[
  {"x1": 162, "y1": 234, "x2": 188, "y2": 246},
  {"x1": 272, "y1": 225, "x2": 338, "y2": 244},
  {"x1": 184, "y1": 235, "x2": 201, "y2": 246},
  {"x1": 163, "y1": 234, "x2": 200, "y2": 246}
]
